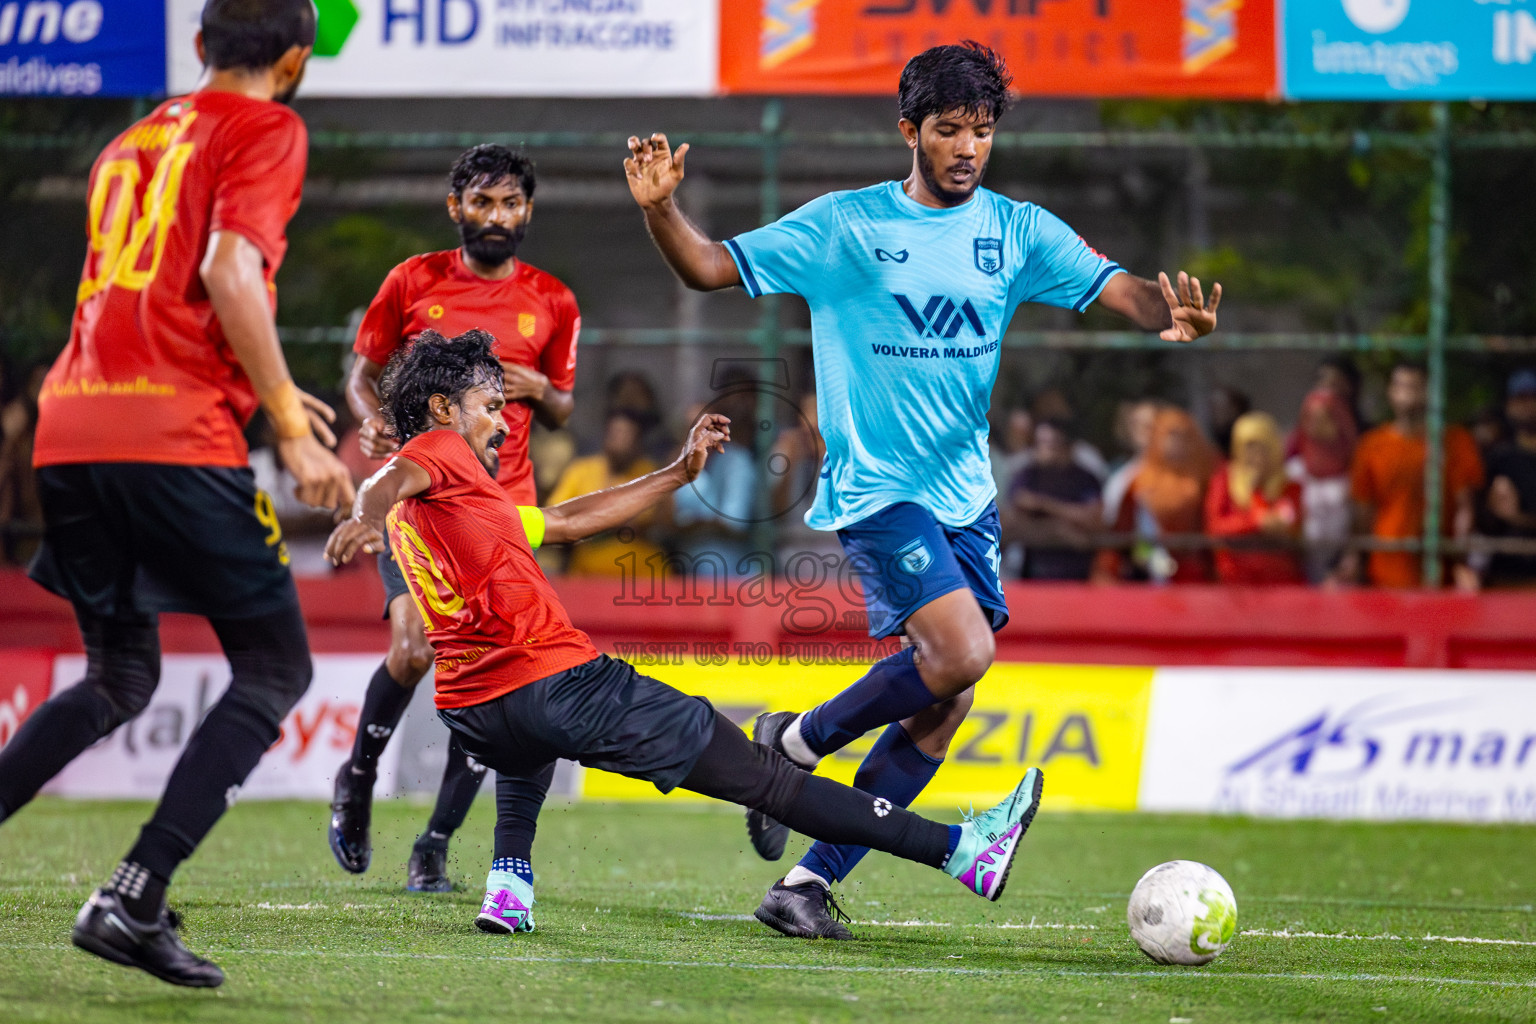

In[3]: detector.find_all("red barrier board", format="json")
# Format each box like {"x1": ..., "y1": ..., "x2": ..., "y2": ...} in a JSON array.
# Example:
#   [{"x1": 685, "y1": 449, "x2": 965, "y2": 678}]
[
  {"x1": 0, "y1": 649, "x2": 55, "y2": 752},
  {"x1": 721, "y1": 0, "x2": 1277, "y2": 99}
]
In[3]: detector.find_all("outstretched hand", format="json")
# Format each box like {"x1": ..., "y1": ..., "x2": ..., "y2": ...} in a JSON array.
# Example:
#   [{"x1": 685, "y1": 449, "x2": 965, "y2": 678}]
[
  {"x1": 324, "y1": 516, "x2": 383, "y2": 567},
  {"x1": 625, "y1": 132, "x2": 689, "y2": 209},
  {"x1": 1158, "y1": 271, "x2": 1222, "y2": 343},
  {"x1": 676, "y1": 412, "x2": 731, "y2": 482}
]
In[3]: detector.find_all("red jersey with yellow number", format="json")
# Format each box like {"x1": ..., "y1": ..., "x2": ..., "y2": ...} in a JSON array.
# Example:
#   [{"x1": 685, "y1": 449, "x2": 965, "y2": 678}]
[
  {"x1": 34, "y1": 91, "x2": 307, "y2": 469},
  {"x1": 386, "y1": 429, "x2": 597, "y2": 708},
  {"x1": 354, "y1": 250, "x2": 580, "y2": 505}
]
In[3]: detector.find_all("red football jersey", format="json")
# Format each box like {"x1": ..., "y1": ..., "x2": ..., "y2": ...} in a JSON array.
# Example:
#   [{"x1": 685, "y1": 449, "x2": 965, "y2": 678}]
[
  {"x1": 386, "y1": 429, "x2": 597, "y2": 709},
  {"x1": 34, "y1": 91, "x2": 307, "y2": 469},
  {"x1": 355, "y1": 250, "x2": 580, "y2": 505}
]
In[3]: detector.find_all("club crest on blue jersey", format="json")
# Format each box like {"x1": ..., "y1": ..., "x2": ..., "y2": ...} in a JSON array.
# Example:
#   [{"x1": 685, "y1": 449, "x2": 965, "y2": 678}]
[
  {"x1": 974, "y1": 237, "x2": 1002, "y2": 276},
  {"x1": 896, "y1": 538, "x2": 933, "y2": 576}
]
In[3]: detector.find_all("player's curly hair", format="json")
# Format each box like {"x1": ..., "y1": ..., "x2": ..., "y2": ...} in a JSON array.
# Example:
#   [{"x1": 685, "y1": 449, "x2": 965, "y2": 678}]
[
  {"x1": 449, "y1": 144, "x2": 537, "y2": 200},
  {"x1": 380, "y1": 329, "x2": 504, "y2": 444},
  {"x1": 898, "y1": 41, "x2": 1013, "y2": 128}
]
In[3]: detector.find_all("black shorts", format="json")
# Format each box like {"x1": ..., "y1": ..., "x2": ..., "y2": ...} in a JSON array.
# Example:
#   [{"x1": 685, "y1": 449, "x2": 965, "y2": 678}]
[
  {"x1": 377, "y1": 534, "x2": 410, "y2": 619},
  {"x1": 29, "y1": 463, "x2": 297, "y2": 621},
  {"x1": 438, "y1": 655, "x2": 716, "y2": 794}
]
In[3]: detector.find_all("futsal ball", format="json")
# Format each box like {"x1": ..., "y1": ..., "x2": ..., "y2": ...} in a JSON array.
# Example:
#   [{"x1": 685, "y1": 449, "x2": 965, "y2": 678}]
[{"x1": 1126, "y1": 860, "x2": 1237, "y2": 966}]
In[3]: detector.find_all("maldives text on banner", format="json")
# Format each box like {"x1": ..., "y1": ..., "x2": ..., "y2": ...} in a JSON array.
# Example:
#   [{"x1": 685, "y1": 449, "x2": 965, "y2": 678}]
[
  {"x1": 166, "y1": 0, "x2": 717, "y2": 97},
  {"x1": 0, "y1": 0, "x2": 164, "y2": 96},
  {"x1": 1140, "y1": 668, "x2": 1536, "y2": 823},
  {"x1": 1285, "y1": 0, "x2": 1536, "y2": 99},
  {"x1": 40, "y1": 654, "x2": 402, "y2": 800},
  {"x1": 580, "y1": 660, "x2": 1154, "y2": 811},
  {"x1": 720, "y1": 0, "x2": 1276, "y2": 97}
]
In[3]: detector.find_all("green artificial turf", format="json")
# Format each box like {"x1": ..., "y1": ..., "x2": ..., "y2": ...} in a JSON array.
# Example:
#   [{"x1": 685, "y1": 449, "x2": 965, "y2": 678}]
[{"x1": 2, "y1": 798, "x2": 1533, "y2": 1023}]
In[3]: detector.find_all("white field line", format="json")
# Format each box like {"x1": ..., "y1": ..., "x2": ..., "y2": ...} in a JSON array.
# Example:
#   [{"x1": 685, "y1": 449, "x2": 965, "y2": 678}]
[
  {"x1": 677, "y1": 912, "x2": 1536, "y2": 945},
  {"x1": 236, "y1": 905, "x2": 1536, "y2": 948},
  {"x1": 2, "y1": 942, "x2": 1533, "y2": 989}
]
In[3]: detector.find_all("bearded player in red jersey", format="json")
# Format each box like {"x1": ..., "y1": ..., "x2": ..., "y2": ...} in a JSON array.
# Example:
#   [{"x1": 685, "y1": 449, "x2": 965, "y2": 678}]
[
  {"x1": 325, "y1": 329, "x2": 1042, "y2": 935},
  {"x1": 0, "y1": 0, "x2": 353, "y2": 988},
  {"x1": 329, "y1": 145, "x2": 580, "y2": 896}
]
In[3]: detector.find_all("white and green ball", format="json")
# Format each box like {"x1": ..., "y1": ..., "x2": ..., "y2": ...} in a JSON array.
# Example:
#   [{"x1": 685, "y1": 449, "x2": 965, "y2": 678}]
[{"x1": 1126, "y1": 860, "x2": 1238, "y2": 966}]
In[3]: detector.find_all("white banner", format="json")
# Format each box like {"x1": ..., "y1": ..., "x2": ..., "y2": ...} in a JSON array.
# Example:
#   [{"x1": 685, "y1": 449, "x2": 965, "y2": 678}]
[
  {"x1": 1140, "y1": 668, "x2": 1536, "y2": 823},
  {"x1": 167, "y1": 0, "x2": 718, "y2": 97},
  {"x1": 44, "y1": 654, "x2": 401, "y2": 800}
]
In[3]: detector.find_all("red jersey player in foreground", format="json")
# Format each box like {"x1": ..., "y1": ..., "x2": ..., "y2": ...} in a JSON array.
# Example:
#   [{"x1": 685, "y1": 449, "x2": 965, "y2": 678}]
[
  {"x1": 324, "y1": 329, "x2": 1043, "y2": 934},
  {"x1": 0, "y1": 0, "x2": 353, "y2": 988},
  {"x1": 330, "y1": 145, "x2": 580, "y2": 894}
]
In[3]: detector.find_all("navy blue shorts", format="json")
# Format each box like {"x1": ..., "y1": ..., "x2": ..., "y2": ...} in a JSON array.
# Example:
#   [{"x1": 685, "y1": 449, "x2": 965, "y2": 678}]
[{"x1": 837, "y1": 501, "x2": 1008, "y2": 640}]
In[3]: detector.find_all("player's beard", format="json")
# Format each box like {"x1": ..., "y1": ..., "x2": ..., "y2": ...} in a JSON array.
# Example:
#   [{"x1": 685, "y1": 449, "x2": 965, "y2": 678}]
[
  {"x1": 460, "y1": 221, "x2": 526, "y2": 265},
  {"x1": 479, "y1": 429, "x2": 507, "y2": 479},
  {"x1": 273, "y1": 65, "x2": 306, "y2": 106},
  {"x1": 916, "y1": 143, "x2": 984, "y2": 206}
]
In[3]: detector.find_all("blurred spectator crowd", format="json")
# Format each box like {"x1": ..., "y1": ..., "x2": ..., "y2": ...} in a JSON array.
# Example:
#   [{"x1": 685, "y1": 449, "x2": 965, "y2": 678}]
[{"x1": 6, "y1": 352, "x2": 1536, "y2": 593}]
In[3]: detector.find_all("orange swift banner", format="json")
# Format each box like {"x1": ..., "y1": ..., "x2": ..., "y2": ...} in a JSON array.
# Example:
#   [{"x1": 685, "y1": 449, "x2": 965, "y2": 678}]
[{"x1": 720, "y1": 0, "x2": 1277, "y2": 99}]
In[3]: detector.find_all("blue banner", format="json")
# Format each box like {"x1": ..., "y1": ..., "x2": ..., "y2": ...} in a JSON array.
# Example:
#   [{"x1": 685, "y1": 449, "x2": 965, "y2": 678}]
[
  {"x1": 0, "y1": 0, "x2": 165, "y2": 96},
  {"x1": 1285, "y1": 0, "x2": 1536, "y2": 99}
]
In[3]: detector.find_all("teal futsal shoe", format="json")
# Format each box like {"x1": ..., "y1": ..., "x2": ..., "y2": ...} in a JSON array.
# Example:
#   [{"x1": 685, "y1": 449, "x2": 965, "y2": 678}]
[
  {"x1": 944, "y1": 767, "x2": 1044, "y2": 901},
  {"x1": 474, "y1": 871, "x2": 535, "y2": 934}
]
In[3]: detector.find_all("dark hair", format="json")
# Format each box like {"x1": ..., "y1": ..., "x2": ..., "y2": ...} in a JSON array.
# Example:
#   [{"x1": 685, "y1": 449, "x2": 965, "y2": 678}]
[
  {"x1": 1317, "y1": 354, "x2": 1362, "y2": 394},
  {"x1": 380, "y1": 329, "x2": 504, "y2": 443},
  {"x1": 1035, "y1": 417, "x2": 1075, "y2": 442},
  {"x1": 898, "y1": 41, "x2": 1012, "y2": 129},
  {"x1": 201, "y1": 0, "x2": 316, "y2": 71},
  {"x1": 449, "y1": 144, "x2": 536, "y2": 200}
]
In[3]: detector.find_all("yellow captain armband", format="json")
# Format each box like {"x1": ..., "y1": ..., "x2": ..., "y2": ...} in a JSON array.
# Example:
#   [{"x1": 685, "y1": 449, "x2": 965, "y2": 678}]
[{"x1": 517, "y1": 505, "x2": 546, "y2": 550}]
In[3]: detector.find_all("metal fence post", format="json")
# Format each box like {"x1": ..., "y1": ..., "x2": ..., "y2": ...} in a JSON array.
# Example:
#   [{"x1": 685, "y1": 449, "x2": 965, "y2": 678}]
[
  {"x1": 753, "y1": 100, "x2": 785, "y2": 561},
  {"x1": 1422, "y1": 102, "x2": 1451, "y2": 586}
]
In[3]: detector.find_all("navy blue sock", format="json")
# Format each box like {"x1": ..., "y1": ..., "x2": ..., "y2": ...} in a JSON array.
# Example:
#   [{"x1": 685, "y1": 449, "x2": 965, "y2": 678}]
[
  {"x1": 798, "y1": 649, "x2": 934, "y2": 757},
  {"x1": 491, "y1": 856, "x2": 534, "y2": 885},
  {"x1": 797, "y1": 723, "x2": 943, "y2": 884}
]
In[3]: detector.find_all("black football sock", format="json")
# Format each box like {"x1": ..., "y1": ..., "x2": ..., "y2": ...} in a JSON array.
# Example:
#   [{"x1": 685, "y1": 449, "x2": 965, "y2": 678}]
[
  {"x1": 107, "y1": 860, "x2": 168, "y2": 924},
  {"x1": 0, "y1": 611, "x2": 159, "y2": 817},
  {"x1": 679, "y1": 713, "x2": 951, "y2": 870},
  {"x1": 491, "y1": 763, "x2": 555, "y2": 871},
  {"x1": 418, "y1": 733, "x2": 487, "y2": 845},
  {"x1": 123, "y1": 606, "x2": 311, "y2": 885},
  {"x1": 351, "y1": 661, "x2": 415, "y2": 773}
]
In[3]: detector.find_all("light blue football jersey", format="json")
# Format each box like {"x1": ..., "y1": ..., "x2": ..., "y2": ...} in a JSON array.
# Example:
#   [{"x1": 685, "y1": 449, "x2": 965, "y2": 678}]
[{"x1": 726, "y1": 180, "x2": 1124, "y2": 531}]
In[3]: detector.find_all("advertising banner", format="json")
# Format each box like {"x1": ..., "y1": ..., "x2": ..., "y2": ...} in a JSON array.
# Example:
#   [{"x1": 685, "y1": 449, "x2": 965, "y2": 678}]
[
  {"x1": 720, "y1": 0, "x2": 1276, "y2": 98},
  {"x1": 580, "y1": 658, "x2": 1154, "y2": 811},
  {"x1": 1285, "y1": 0, "x2": 1536, "y2": 99},
  {"x1": 43, "y1": 654, "x2": 401, "y2": 800},
  {"x1": 167, "y1": 0, "x2": 717, "y2": 97},
  {"x1": 0, "y1": 650, "x2": 54, "y2": 753},
  {"x1": 1140, "y1": 668, "x2": 1536, "y2": 823},
  {"x1": 0, "y1": 0, "x2": 164, "y2": 96}
]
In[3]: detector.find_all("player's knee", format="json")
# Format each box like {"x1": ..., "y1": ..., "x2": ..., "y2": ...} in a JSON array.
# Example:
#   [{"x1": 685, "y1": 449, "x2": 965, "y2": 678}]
[
  {"x1": 925, "y1": 631, "x2": 994, "y2": 694},
  {"x1": 81, "y1": 623, "x2": 160, "y2": 726},
  {"x1": 388, "y1": 635, "x2": 434, "y2": 684}
]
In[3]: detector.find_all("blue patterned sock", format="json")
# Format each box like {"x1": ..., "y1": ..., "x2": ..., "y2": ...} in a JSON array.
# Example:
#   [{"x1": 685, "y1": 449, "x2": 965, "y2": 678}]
[
  {"x1": 798, "y1": 649, "x2": 934, "y2": 757},
  {"x1": 491, "y1": 857, "x2": 534, "y2": 885},
  {"x1": 796, "y1": 723, "x2": 943, "y2": 883}
]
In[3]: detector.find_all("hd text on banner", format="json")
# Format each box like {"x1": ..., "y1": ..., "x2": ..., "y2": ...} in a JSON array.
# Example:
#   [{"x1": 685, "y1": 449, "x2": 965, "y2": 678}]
[
  {"x1": 580, "y1": 660, "x2": 1153, "y2": 811},
  {"x1": 0, "y1": 0, "x2": 164, "y2": 96},
  {"x1": 720, "y1": 0, "x2": 1277, "y2": 98},
  {"x1": 1286, "y1": 0, "x2": 1536, "y2": 99},
  {"x1": 166, "y1": 0, "x2": 718, "y2": 97}
]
